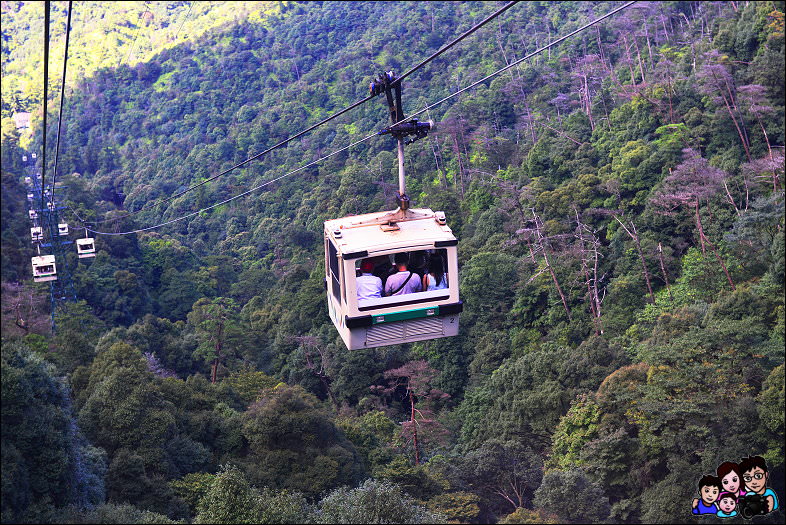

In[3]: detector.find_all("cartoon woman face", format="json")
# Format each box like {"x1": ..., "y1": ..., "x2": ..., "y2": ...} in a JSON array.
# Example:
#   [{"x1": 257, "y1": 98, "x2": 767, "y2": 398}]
[
  {"x1": 721, "y1": 471, "x2": 741, "y2": 493},
  {"x1": 718, "y1": 495, "x2": 737, "y2": 514}
]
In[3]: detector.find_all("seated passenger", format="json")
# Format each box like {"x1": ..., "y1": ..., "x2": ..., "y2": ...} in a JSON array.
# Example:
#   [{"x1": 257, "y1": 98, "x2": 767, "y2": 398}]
[
  {"x1": 409, "y1": 250, "x2": 428, "y2": 279},
  {"x1": 371, "y1": 255, "x2": 395, "y2": 288},
  {"x1": 422, "y1": 256, "x2": 448, "y2": 291},
  {"x1": 384, "y1": 252, "x2": 422, "y2": 296},
  {"x1": 356, "y1": 259, "x2": 383, "y2": 304}
]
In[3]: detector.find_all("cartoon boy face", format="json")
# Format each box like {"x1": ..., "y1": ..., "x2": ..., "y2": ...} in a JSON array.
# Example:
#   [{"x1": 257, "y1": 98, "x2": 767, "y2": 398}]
[
  {"x1": 743, "y1": 467, "x2": 768, "y2": 493},
  {"x1": 721, "y1": 471, "x2": 741, "y2": 493},
  {"x1": 718, "y1": 495, "x2": 737, "y2": 514},
  {"x1": 700, "y1": 484, "x2": 720, "y2": 505}
]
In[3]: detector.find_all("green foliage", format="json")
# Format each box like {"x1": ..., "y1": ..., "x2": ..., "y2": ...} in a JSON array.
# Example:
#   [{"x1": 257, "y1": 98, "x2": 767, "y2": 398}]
[
  {"x1": 169, "y1": 472, "x2": 215, "y2": 517},
  {"x1": 425, "y1": 491, "x2": 481, "y2": 523},
  {"x1": 1, "y1": 1, "x2": 784, "y2": 522},
  {"x1": 194, "y1": 465, "x2": 258, "y2": 524},
  {"x1": 239, "y1": 384, "x2": 363, "y2": 497},
  {"x1": 56, "y1": 502, "x2": 184, "y2": 524},
  {"x1": 315, "y1": 478, "x2": 446, "y2": 524},
  {"x1": 533, "y1": 468, "x2": 611, "y2": 524},
  {"x1": 499, "y1": 507, "x2": 559, "y2": 524},
  {"x1": 192, "y1": 465, "x2": 312, "y2": 524},
  {"x1": 547, "y1": 395, "x2": 601, "y2": 470},
  {"x1": 757, "y1": 364, "x2": 785, "y2": 469},
  {"x1": 1, "y1": 341, "x2": 106, "y2": 522}
]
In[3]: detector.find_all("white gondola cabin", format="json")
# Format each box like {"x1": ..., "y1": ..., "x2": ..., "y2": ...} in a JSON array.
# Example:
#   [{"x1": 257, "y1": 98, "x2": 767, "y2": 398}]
[
  {"x1": 76, "y1": 237, "x2": 96, "y2": 258},
  {"x1": 31, "y1": 255, "x2": 57, "y2": 282},
  {"x1": 24, "y1": 176, "x2": 32, "y2": 185},
  {"x1": 324, "y1": 207, "x2": 462, "y2": 350},
  {"x1": 29, "y1": 210, "x2": 38, "y2": 220},
  {"x1": 58, "y1": 223, "x2": 69, "y2": 236},
  {"x1": 47, "y1": 201, "x2": 55, "y2": 211},
  {"x1": 27, "y1": 193, "x2": 34, "y2": 201},
  {"x1": 30, "y1": 227, "x2": 43, "y2": 243}
]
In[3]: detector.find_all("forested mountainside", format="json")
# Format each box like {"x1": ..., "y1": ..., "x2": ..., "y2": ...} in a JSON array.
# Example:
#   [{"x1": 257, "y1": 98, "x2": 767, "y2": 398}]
[{"x1": 1, "y1": 1, "x2": 784, "y2": 523}]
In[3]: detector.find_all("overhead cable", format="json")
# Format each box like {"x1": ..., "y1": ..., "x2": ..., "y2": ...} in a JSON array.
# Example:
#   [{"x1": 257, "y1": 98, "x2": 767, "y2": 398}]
[
  {"x1": 85, "y1": 1, "x2": 635, "y2": 237},
  {"x1": 120, "y1": 2, "x2": 149, "y2": 67},
  {"x1": 393, "y1": 1, "x2": 637, "y2": 130},
  {"x1": 51, "y1": 0, "x2": 73, "y2": 203},
  {"x1": 394, "y1": 1, "x2": 518, "y2": 85},
  {"x1": 85, "y1": 0, "x2": 519, "y2": 226},
  {"x1": 84, "y1": 131, "x2": 381, "y2": 235},
  {"x1": 40, "y1": 1, "x2": 51, "y2": 213}
]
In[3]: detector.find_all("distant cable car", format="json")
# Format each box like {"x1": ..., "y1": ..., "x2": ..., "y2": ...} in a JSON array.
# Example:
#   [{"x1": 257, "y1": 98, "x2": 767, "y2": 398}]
[
  {"x1": 31, "y1": 255, "x2": 57, "y2": 282},
  {"x1": 30, "y1": 227, "x2": 43, "y2": 243},
  {"x1": 76, "y1": 237, "x2": 96, "y2": 258},
  {"x1": 24, "y1": 176, "x2": 31, "y2": 185},
  {"x1": 324, "y1": 71, "x2": 461, "y2": 349},
  {"x1": 27, "y1": 193, "x2": 34, "y2": 201},
  {"x1": 31, "y1": 153, "x2": 37, "y2": 159},
  {"x1": 22, "y1": 155, "x2": 28, "y2": 162},
  {"x1": 47, "y1": 201, "x2": 55, "y2": 211},
  {"x1": 58, "y1": 223, "x2": 69, "y2": 236},
  {"x1": 324, "y1": 208, "x2": 461, "y2": 350},
  {"x1": 29, "y1": 210, "x2": 38, "y2": 220}
]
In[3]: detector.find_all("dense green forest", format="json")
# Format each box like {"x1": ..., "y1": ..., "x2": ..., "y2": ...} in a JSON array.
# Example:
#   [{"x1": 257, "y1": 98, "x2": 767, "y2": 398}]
[{"x1": 1, "y1": 1, "x2": 784, "y2": 523}]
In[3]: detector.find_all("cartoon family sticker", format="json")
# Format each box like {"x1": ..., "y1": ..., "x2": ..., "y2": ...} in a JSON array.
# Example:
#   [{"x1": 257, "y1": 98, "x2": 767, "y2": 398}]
[{"x1": 691, "y1": 456, "x2": 780, "y2": 519}]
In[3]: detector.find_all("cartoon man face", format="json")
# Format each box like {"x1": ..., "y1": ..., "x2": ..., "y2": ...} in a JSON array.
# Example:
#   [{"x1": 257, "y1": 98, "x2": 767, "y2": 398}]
[
  {"x1": 721, "y1": 471, "x2": 741, "y2": 493},
  {"x1": 700, "y1": 484, "x2": 720, "y2": 505},
  {"x1": 743, "y1": 467, "x2": 768, "y2": 494},
  {"x1": 718, "y1": 495, "x2": 737, "y2": 514}
]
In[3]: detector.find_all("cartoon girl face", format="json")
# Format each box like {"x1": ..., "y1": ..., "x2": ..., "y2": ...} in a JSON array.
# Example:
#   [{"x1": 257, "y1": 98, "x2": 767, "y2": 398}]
[
  {"x1": 718, "y1": 495, "x2": 737, "y2": 514},
  {"x1": 721, "y1": 471, "x2": 740, "y2": 493}
]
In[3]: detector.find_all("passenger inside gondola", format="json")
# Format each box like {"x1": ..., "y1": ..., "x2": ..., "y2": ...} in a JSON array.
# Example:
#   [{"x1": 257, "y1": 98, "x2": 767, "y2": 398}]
[
  {"x1": 423, "y1": 251, "x2": 448, "y2": 291},
  {"x1": 356, "y1": 259, "x2": 383, "y2": 305},
  {"x1": 384, "y1": 252, "x2": 422, "y2": 296}
]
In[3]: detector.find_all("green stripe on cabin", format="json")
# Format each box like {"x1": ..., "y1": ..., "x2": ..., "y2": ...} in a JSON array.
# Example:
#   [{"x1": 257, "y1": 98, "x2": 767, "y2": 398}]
[{"x1": 372, "y1": 306, "x2": 439, "y2": 325}]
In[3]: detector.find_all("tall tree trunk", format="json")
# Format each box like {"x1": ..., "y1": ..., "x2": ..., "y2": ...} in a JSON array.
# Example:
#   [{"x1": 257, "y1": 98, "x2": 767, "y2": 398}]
[
  {"x1": 211, "y1": 322, "x2": 223, "y2": 384},
  {"x1": 657, "y1": 242, "x2": 674, "y2": 302},
  {"x1": 711, "y1": 70, "x2": 752, "y2": 162},
  {"x1": 533, "y1": 211, "x2": 571, "y2": 320},
  {"x1": 410, "y1": 390, "x2": 420, "y2": 465},
  {"x1": 614, "y1": 216, "x2": 656, "y2": 304}
]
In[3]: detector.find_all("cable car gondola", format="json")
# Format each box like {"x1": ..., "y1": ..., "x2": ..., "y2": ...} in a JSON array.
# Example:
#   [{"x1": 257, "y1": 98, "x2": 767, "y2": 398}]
[
  {"x1": 29, "y1": 210, "x2": 38, "y2": 220},
  {"x1": 58, "y1": 223, "x2": 69, "y2": 236},
  {"x1": 31, "y1": 255, "x2": 57, "y2": 282},
  {"x1": 76, "y1": 237, "x2": 96, "y2": 258},
  {"x1": 324, "y1": 208, "x2": 461, "y2": 350},
  {"x1": 324, "y1": 71, "x2": 461, "y2": 349},
  {"x1": 30, "y1": 227, "x2": 43, "y2": 243}
]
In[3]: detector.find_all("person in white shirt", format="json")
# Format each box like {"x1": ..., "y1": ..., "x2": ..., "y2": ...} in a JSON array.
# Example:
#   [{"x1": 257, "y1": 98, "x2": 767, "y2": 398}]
[{"x1": 356, "y1": 259, "x2": 383, "y2": 304}]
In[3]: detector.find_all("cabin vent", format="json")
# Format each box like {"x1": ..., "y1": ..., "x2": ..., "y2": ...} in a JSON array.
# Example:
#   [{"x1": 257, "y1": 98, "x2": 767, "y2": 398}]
[
  {"x1": 365, "y1": 317, "x2": 443, "y2": 345},
  {"x1": 406, "y1": 317, "x2": 443, "y2": 337}
]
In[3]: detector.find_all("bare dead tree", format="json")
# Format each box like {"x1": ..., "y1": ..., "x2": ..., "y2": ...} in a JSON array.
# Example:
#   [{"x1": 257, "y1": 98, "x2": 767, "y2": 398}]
[
  {"x1": 297, "y1": 335, "x2": 340, "y2": 413},
  {"x1": 613, "y1": 214, "x2": 656, "y2": 304},
  {"x1": 650, "y1": 150, "x2": 736, "y2": 291},
  {"x1": 657, "y1": 242, "x2": 674, "y2": 303},
  {"x1": 698, "y1": 51, "x2": 752, "y2": 162},
  {"x1": 522, "y1": 210, "x2": 572, "y2": 320},
  {"x1": 574, "y1": 207, "x2": 605, "y2": 334}
]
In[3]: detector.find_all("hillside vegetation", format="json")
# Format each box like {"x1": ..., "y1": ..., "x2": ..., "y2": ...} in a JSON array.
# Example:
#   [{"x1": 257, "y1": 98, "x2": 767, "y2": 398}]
[{"x1": 1, "y1": 1, "x2": 784, "y2": 523}]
